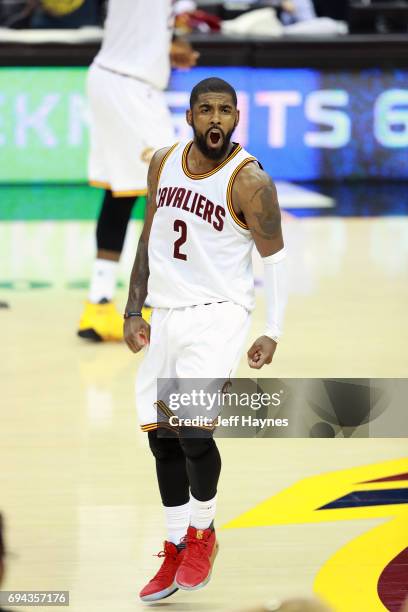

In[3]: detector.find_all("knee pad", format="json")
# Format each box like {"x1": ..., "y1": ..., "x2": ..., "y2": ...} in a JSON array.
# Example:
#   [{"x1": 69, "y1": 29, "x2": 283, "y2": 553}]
[
  {"x1": 179, "y1": 436, "x2": 215, "y2": 460},
  {"x1": 148, "y1": 430, "x2": 184, "y2": 462},
  {"x1": 96, "y1": 190, "x2": 137, "y2": 252}
]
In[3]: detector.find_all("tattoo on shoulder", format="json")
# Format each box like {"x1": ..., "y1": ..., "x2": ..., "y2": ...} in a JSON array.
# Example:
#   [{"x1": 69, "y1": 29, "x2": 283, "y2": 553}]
[{"x1": 250, "y1": 181, "x2": 281, "y2": 239}]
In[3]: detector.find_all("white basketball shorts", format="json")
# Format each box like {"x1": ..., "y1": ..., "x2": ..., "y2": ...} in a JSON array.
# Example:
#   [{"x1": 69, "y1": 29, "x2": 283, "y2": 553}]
[
  {"x1": 136, "y1": 302, "x2": 251, "y2": 431},
  {"x1": 87, "y1": 63, "x2": 175, "y2": 196}
]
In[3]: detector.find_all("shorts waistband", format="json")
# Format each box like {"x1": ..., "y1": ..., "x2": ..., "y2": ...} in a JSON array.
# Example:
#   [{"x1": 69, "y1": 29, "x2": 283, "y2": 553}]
[{"x1": 94, "y1": 62, "x2": 155, "y2": 89}]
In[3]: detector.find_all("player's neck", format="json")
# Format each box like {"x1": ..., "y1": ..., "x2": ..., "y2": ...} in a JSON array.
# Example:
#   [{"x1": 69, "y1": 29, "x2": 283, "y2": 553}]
[{"x1": 188, "y1": 142, "x2": 234, "y2": 174}]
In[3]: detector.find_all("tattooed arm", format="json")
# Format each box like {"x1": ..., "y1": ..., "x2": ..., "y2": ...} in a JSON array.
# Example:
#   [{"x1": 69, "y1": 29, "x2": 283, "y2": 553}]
[
  {"x1": 232, "y1": 162, "x2": 284, "y2": 256},
  {"x1": 232, "y1": 163, "x2": 287, "y2": 369},
  {"x1": 124, "y1": 147, "x2": 170, "y2": 353}
]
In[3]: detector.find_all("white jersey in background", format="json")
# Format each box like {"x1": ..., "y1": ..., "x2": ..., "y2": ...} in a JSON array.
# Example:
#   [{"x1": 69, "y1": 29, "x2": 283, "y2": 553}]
[
  {"x1": 147, "y1": 141, "x2": 258, "y2": 312},
  {"x1": 88, "y1": 0, "x2": 175, "y2": 193},
  {"x1": 95, "y1": 0, "x2": 173, "y2": 90}
]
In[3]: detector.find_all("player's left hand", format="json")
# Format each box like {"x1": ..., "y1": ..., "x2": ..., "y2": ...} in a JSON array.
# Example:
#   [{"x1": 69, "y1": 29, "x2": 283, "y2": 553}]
[
  {"x1": 247, "y1": 336, "x2": 277, "y2": 369},
  {"x1": 170, "y1": 38, "x2": 199, "y2": 69}
]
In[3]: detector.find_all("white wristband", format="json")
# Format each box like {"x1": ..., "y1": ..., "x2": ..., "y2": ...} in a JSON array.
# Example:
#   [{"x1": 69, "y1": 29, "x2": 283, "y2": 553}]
[
  {"x1": 264, "y1": 329, "x2": 279, "y2": 343},
  {"x1": 262, "y1": 247, "x2": 288, "y2": 340}
]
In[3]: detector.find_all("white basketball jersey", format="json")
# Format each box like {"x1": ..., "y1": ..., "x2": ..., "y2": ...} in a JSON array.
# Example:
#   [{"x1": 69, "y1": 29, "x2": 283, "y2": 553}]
[
  {"x1": 147, "y1": 141, "x2": 258, "y2": 312},
  {"x1": 95, "y1": 0, "x2": 173, "y2": 90}
]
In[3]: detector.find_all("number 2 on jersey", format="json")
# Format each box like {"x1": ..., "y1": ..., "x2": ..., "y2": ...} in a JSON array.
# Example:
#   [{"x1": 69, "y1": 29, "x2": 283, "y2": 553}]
[{"x1": 173, "y1": 219, "x2": 187, "y2": 261}]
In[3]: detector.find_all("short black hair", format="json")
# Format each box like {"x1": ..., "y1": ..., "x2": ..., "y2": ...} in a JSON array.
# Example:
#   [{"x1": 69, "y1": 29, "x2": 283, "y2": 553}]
[{"x1": 190, "y1": 77, "x2": 237, "y2": 109}]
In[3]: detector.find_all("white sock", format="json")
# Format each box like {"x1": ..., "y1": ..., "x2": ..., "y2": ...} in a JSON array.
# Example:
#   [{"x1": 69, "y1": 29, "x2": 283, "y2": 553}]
[
  {"x1": 164, "y1": 501, "x2": 190, "y2": 545},
  {"x1": 190, "y1": 493, "x2": 217, "y2": 530},
  {"x1": 88, "y1": 258, "x2": 119, "y2": 303}
]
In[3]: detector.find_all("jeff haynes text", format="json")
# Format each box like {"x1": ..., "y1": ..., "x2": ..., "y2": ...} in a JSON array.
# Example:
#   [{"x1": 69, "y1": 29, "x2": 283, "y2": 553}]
[{"x1": 168, "y1": 416, "x2": 289, "y2": 428}]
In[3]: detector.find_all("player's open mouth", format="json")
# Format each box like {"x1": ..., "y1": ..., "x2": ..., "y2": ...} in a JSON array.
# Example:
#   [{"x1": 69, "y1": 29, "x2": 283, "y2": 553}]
[{"x1": 208, "y1": 129, "x2": 222, "y2": 145}]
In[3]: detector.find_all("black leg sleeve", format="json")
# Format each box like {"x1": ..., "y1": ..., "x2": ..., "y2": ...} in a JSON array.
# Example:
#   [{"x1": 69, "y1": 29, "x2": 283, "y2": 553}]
[
  {"x1": 148, "y1": 431, "x2": 190, "y2": 507},
  {"x1": 96, "y1": 190, "x2": 137, "y2": 253},
  {"x1": 179, "y1": 437, "x2": 221, "y2": 502}
]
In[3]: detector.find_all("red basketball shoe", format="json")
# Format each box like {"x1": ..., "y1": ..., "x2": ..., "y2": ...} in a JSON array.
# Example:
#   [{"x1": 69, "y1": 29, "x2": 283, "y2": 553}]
[
  {"x1": 139, "y1": 541, "x2": 185, "y2": 602},
  {"x1": 175, "y1": 525, "x2": 219, "y2": 590}
]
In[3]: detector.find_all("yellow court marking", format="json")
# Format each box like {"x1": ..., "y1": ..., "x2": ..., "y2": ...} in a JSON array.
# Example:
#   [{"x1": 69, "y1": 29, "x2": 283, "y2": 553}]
[
  {"x1": 314, "y1": 513, "x2": 407, "y2": 612},
  {"x1": 223, "y1": 458, "x2": 408, "y2": 612},
  {"x1": 223, "y1": 458, "x2": 408, "y2": 528}
]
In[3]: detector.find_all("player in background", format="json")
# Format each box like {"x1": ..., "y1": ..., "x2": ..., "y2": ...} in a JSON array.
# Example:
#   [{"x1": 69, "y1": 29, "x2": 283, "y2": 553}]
[
  {"x1": 78, "y1": 0, "x2": 198, "y2": 341},
  {"x1": 124, "y1": 77, "x2": 288, "y2": 602}
]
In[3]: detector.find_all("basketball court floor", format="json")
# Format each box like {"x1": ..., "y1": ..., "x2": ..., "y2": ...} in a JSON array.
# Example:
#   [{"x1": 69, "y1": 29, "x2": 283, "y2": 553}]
[{"x1": 1, "y1": 182, "x2": 407, "y2": 611}]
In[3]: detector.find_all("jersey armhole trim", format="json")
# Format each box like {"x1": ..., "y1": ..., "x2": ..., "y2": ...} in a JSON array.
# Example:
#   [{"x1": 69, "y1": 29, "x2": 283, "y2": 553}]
[
  {"x1": 157, "y1": 142, "x2": 179, "y2": 184},
  {"x1": 226, "y1": 157, "x2": 257, "y2": 231}
]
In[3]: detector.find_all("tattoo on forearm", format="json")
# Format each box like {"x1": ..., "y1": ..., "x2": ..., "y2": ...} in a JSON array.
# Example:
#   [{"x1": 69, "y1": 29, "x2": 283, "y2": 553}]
[
  {"x1": 125, "y1": 162, "x2": 157, "y2": 311},
  {"x1": 250, "y1": 184, "x2": 281, "y2": 240},
  {"x1": 126, "y1": 239, "x2": 149, "y2": 311}
]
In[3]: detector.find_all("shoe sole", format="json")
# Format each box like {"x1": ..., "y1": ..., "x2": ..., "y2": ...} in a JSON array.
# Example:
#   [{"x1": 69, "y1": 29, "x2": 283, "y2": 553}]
[
  {"x1": 139, "y1": 584, "x2": 178, "y2": 602},
  {"x1": 175, "y1": 541, "x2": 219, "y2": 591}
]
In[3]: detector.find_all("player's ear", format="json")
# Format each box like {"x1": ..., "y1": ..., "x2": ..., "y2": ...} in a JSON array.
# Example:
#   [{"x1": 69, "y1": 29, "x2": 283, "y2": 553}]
[
  {"x1": 186, "y1": 109, "x2": 193, "y2": 127},
  {"x1": 234, "y1": 109, "x2": 240, "y2": 129}
]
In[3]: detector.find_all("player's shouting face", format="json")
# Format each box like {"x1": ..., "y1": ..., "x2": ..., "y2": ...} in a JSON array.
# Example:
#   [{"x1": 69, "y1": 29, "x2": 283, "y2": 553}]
[{"x1": 187, "y1": 92, "x2": 240, "y2": 161}]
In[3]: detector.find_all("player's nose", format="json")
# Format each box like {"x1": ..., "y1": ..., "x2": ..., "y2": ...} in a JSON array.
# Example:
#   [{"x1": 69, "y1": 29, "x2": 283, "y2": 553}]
[{"x1": 211, "y1": 110, "x2": 222, "y2": 124}]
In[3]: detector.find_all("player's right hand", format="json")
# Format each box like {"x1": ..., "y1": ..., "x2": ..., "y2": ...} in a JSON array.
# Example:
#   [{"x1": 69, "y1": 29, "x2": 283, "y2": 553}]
[
  {"x1": 124, "y1": 317, "x2": 151, "y2": 353},
  {"x1": 247, "y1": 336, "x2": 277, "y2": 369},
  {"x1": 170, "y1": 38, "x2": 199, "y2": 69}
]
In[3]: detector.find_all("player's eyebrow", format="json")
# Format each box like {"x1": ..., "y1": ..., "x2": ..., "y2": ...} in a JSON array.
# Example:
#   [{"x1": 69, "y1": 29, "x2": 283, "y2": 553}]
[{"x1": 198, "y1": 102, "x2": 233, "y2": 110}]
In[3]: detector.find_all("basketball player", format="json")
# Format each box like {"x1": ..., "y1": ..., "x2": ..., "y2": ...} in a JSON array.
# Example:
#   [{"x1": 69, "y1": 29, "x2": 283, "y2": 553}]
[
  {"x1": 124, "y1": 77, "x2": 288, "y2": 601},
  {"x1": 77, "y1": 0, "x2": 198, "y2": 341}
]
